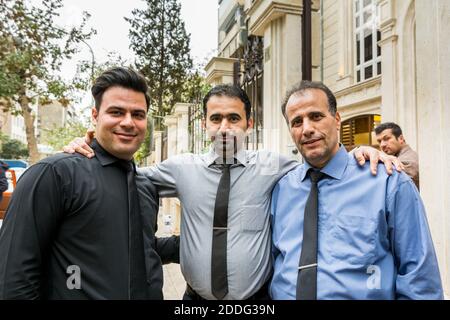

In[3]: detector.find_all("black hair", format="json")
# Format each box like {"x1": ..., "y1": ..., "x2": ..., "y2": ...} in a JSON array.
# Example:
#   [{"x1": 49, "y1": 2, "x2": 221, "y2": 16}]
[
  {"x1": 202, "y1": 84, "x2": 252, "y2": 120},
  {"x1": 374, "y1": 122, "x2": 403, "y2": 138},
  {"x1": 91, "y1": 67, "x2": 150, "y2": 111},
  {"x1": 281, "y1": 80, "x2": 337, "y2": 121}
]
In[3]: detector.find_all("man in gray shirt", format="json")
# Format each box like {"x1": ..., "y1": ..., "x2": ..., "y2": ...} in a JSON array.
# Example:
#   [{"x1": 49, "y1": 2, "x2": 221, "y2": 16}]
[
  {"x1": 141, "y1": 85, "x2": 298, "y2": 299},
  {"x1": 66, "y1": 84, "x2": 401, "y2": 300}
]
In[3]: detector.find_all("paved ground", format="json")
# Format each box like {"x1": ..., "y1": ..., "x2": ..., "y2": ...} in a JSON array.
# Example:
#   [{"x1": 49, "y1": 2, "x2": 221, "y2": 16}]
[
  {"x1": 156, "y1": 209, "x2": 186, "y2": 300},
  {"x1": 162, "y1": 263, "x2": 185, "y2": 300}
]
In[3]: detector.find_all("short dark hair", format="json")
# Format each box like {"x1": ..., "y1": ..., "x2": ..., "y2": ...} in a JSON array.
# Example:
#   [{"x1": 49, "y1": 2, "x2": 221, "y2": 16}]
[
  {"x1": 202, "y1": 84, "x2": 252, "y2": 120},
  {"x1": 281, "y1": 80, "x2": 337, "y2": 121},
  {"x1": 374, "y1": 122, "x2": 403, "y2": 138},
  {"x1": 91, "y1": 67, "x2": 150, "y2": 111}
]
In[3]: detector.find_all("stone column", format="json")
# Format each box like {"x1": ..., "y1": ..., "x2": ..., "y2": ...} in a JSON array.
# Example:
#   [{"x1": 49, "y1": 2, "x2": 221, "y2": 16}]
[
  {"x1": 173, "y1": 103, "x2": 191, "y2": 154},
  {"x1": 164, "y1": 115, "x2": 178, "y2": 158},
  {"x1": 415, "y1": 0, "x2": 450, "y2": 297},
  {"x1": 162, "y1": 115, "x2": 178, "y2": 226},
  {"x1": 378, "y1": 0, "x2": 398, "y2": 121},
  {"x1": 262, "y1": 14, "x2": 301, "y2": 158},
  {"x1": 171, "y1": 103, "x2": 191, "y2": 235},
  {"x1": 153, "y1": 130, "x2": 163, "y2": 164}
]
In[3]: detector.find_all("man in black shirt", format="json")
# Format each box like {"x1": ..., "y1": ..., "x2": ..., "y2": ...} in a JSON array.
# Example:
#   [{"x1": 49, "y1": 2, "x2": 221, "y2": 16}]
[{"x1": 0, "y1": 67, "x2": 178, "y2": 299}]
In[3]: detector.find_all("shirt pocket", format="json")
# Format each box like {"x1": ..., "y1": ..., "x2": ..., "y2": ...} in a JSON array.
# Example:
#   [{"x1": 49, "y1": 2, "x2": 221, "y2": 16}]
[
  {"x1": 327, "y1": 213, "x2": 377, "y2": 266},
  {"x1": 240, "y1": 205, "x2": 267, "y2": 232}
]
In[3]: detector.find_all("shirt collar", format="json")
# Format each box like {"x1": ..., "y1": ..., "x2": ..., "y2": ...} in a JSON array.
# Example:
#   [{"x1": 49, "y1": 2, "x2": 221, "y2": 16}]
[
  {"x1": 205, "y1": 144, "x2": 247, "y2": 167},
  {"x1": 300, "y1": 145, "x2": 348, "y2": 181},
  {"x1": 397, "y1": 144, "x2": 411, "y2": 157},
  {"x1": 91, "y1": 139, "x2": 134, "y2": 170}
]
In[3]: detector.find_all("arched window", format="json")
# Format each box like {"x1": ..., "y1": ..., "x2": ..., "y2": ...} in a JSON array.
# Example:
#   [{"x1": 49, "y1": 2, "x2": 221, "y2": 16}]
[{"x1": 340, "y1": 114, "x2": 381, "y2": 151}]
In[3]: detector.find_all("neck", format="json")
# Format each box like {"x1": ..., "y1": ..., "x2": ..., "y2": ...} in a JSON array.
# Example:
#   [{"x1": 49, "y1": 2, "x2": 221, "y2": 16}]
[
  {"x1": 306, "y1": 143, "x2": 340, "y2": 169},
  {"x1": 96, "y1": 138, "x2": 134, "y2": 161}
]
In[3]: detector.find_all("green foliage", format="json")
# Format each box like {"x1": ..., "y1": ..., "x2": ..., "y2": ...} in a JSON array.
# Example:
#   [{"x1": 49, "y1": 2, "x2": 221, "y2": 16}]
[
  {"x1": 181, "y1": 68, "x2": 212, "y2": 105},
  {"x1": 0, "y1": 0, "x2": 95, "y2": 105},
  {"x1": 134, "y1": 118, "x2": 153, "y2": 166},
  {"x1": 0, "y1": 133, "x2": 29, "y2": 159},
  {"x1": 43, "y1": 118, "x2": 90, "y2": 152},
  {"x1": 126, "y1": 0, "x2": 193, "y2": 129},
  {"x1": 73, "y1": 52, "x2": 130, "y2": 93},
  {"x1": 0, "y1": 0, "x2": 95, "y2": 163}
]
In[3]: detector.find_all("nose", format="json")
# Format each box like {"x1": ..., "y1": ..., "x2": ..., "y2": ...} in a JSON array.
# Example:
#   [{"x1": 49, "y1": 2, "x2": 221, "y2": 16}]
[
  {"x1": 302, "y1": 118, "x2": 315, "y2": 136},
  {"x1": 380, "y1": 140, "x2": 387, "y2": 149},
  {"x1": 120, "y1": 112, "x2": 135, "y2": 128},
  {"x1": 218, "y1": 118, "x2": 231, "y2": 133}
]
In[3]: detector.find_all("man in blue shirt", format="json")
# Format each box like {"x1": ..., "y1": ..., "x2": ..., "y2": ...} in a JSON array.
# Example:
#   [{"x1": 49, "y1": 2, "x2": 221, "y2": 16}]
[{"x1": 271, "y1": 80, "x2": 443, "y2": 300}]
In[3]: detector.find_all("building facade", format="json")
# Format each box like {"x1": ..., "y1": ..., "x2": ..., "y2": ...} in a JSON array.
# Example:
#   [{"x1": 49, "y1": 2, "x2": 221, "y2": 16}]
[
  {"x1": 204, "y1": 0, "x2": 450, "y2": 297},
  {"x1": 0, "y1": 110, "x2": 28, "y2": 144}
]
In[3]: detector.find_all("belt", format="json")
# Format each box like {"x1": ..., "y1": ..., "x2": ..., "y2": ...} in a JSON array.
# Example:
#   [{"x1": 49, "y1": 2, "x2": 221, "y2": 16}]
[{"x1": 184, "y1": 280, "x2": 271, "y2": 300}]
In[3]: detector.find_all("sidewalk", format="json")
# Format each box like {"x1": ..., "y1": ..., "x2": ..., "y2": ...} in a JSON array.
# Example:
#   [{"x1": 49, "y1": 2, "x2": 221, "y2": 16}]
[
  {"x1": 162, "y1": 263, "x2": 185, "y2": 300},
  {"x1": 156, "y1": 209, "x2": 186, "y2": 300}
]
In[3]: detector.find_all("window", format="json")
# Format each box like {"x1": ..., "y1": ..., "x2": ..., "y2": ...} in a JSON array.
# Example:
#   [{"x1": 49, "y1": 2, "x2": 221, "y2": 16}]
[
  {"x1": 354, "y1": 0, "x2": 381, "y2": 82},
  {"x1": 340, "y1": 114, "x2": 381, "y2": 151}
]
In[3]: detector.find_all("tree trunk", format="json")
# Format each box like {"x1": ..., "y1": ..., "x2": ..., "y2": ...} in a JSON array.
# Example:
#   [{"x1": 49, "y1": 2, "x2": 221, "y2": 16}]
[{"x1": 19, "y1": 95, "x2": 39, "y2": 164}]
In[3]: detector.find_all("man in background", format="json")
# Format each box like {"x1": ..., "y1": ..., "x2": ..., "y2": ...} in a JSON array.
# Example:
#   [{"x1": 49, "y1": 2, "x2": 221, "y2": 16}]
[{"x1": 375, "y1": 122, "x2": 419, "y2": 189}]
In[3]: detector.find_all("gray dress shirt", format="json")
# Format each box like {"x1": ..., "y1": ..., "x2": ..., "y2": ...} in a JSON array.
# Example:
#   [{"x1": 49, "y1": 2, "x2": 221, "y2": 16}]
[{"x1": 139, "y1": 147, "x2": 298, "y2": 299}]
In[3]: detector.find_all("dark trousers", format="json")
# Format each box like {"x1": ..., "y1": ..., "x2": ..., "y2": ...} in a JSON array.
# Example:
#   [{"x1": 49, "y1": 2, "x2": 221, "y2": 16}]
[{"x1": 183, "y1": 280, "x2": 271, "y2": 300}]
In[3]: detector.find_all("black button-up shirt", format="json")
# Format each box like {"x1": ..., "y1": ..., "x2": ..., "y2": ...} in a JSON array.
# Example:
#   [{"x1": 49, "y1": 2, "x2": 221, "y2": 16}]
[{"x1": 0, "y1": 140, "x2": 178, "y2": 299}]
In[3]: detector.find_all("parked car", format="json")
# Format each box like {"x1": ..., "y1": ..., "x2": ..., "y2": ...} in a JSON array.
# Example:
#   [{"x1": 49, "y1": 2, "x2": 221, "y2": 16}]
[{"x1": 0, "y1": 159, "x2": 28, "y2": 169}]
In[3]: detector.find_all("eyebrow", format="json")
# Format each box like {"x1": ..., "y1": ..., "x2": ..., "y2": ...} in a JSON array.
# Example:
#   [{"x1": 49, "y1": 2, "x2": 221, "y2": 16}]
[
  {"x1": 106, "y1": 105, "x2": 146, "y2": 113},
  {"x1": 209, "y1": 113, "x2": 241, "y2": 118},
  {"x1": 105, "y1": 105, "x2": 125, "y2": 110}
]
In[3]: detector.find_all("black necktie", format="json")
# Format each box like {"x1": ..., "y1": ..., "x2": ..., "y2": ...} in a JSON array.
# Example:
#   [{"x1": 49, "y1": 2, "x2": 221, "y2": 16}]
[
  {"x1": 211, "y1": 163, "x2": 231, "y2": 299},
  {"x1": 121, "y1": 161, "x2": 148, "y2": 299},
  {"x1": 296, "y1": 169, "x2": 326, "y2": 300}
]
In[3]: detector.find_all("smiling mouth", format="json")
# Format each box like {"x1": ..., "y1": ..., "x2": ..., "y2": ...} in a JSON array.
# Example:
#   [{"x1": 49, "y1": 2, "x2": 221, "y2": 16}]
[{"x1": 114, "y1": 132, "x2": 137, "y2": 138}]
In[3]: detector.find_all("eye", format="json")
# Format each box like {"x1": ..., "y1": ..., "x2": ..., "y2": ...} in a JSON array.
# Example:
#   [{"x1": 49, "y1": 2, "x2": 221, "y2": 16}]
[
  {"x1": 133, "y1": 112, "x2": 147, "y2": 120},
  {"x1": 110, "y1": 110, "x2": 123, "y2": 116},
  {"x1": 229, "y1": 115, "x2": 240, "y2": 122},
  {"x1": 210, "y1": 115, "x2": 221, "y2": 123},
  {"x1": 291, "y1": 118, "x2": 302, "y2": 128},
  {"x1": 311, "y1": 113, "x2": 324, "y2": 121}
]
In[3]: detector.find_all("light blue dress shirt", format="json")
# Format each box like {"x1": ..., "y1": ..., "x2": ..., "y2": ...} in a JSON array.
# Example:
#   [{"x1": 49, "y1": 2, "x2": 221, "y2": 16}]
[{"x1": 270, "y1": 146, "x2": 443, "y2": 300}]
